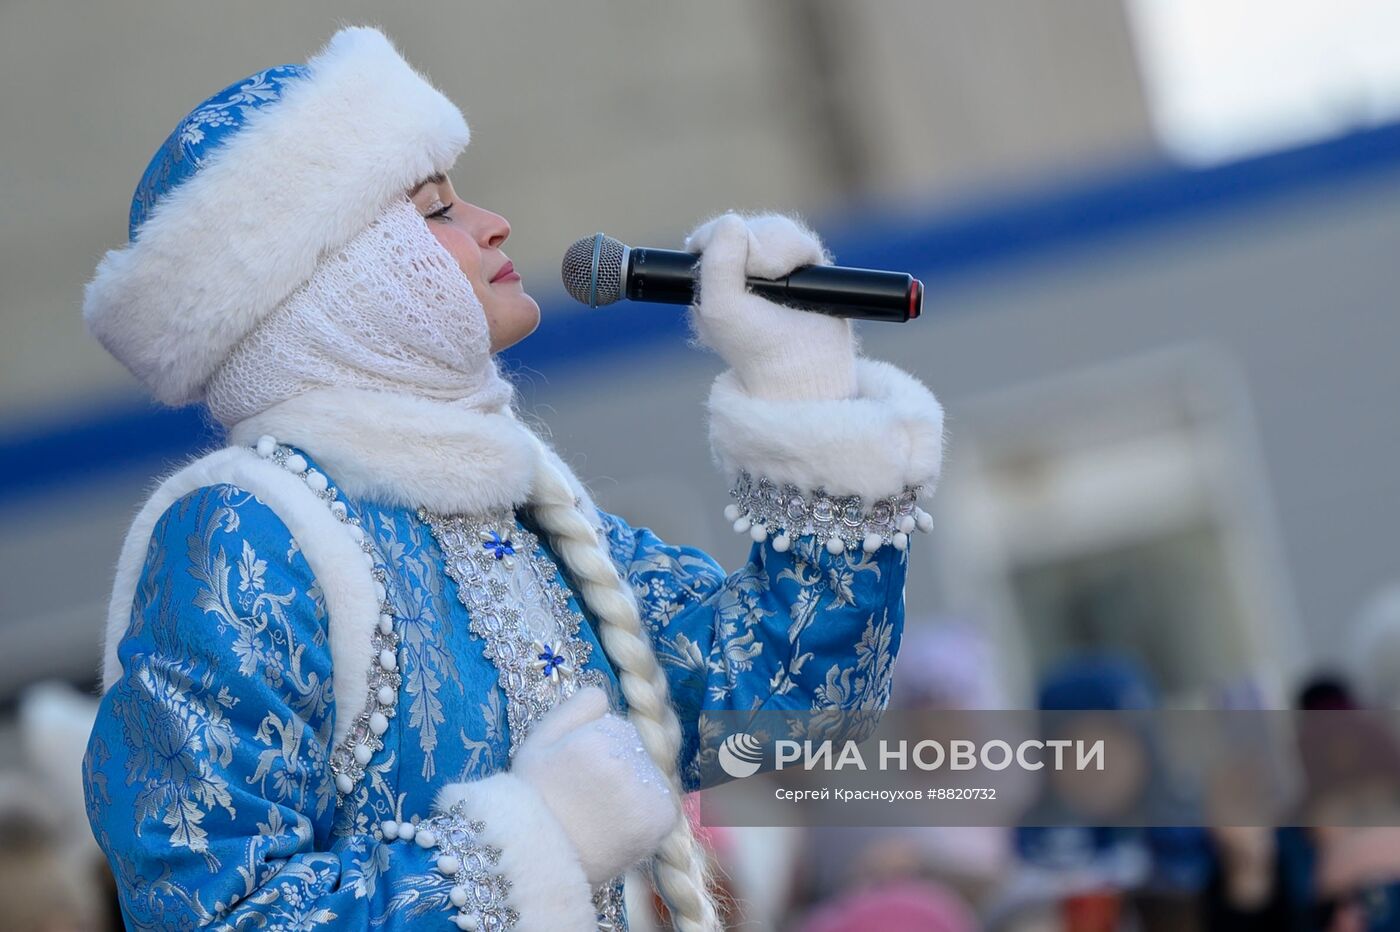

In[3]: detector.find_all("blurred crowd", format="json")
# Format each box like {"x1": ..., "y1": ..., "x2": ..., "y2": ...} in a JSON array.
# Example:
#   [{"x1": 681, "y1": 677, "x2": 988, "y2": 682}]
[
  {"x1": 686, "y1": 585, "x2": 1400, "y2": 931},
  {"x1": 7, "y1": 591, "x2": 1400, "y2": 931}
]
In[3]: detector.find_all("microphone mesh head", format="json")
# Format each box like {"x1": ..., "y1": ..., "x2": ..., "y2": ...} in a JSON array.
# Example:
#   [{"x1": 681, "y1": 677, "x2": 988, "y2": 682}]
[{"x1": 561, "y1": 234, "x2": 626, "y2": 307}]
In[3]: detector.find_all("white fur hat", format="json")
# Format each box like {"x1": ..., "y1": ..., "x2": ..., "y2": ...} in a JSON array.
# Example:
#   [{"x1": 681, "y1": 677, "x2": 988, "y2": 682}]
[{"x1": 83, "y1": 26, "x2": 470, "y2": 406}]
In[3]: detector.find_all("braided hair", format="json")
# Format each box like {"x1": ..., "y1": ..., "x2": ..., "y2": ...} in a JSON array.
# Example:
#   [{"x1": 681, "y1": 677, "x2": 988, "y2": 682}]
[{"x1": 523, "y1": 435, "x2": 723, "y2": 931}]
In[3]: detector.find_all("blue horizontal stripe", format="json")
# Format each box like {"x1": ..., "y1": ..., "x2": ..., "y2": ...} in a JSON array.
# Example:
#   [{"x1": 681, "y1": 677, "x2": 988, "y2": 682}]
[{"x1": 5, "y1": 121, "x2": 1400, "y2": 507}]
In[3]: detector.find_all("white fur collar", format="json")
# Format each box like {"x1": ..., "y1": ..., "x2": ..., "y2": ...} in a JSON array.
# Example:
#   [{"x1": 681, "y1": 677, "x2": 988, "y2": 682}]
[{"x1": 227, "y1": 386, "x2": 603, "y2": 524}]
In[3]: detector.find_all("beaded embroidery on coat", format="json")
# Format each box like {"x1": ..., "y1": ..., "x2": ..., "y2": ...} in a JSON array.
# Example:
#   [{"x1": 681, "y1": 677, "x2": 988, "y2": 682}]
[
  {"x1": 251, "y1": 437, "x2": 405, "y2": 800},
  {"x1": 252, "y1": 435, "x2": 627, "y2": 930},
  {"x1": 418, "y1": 508, "x2": 611, "y2": 756},
  {"x1": 421, "y1": 507, "x2": 627, "y2": 931}
]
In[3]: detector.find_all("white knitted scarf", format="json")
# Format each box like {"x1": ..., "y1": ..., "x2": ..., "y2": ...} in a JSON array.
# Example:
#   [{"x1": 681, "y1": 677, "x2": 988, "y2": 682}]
[{"x1": 205, "y1": 195, "x2": 515, "y2": 427}]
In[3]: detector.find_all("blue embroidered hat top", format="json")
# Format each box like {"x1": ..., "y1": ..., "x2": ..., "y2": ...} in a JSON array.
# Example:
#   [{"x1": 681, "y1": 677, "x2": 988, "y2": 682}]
[
  {"x1": 86, "y1": 26, "x2": 473, "y2": 406},
  {"x1": 128, "y1": 65, "x2": 309, "y2": 241}
]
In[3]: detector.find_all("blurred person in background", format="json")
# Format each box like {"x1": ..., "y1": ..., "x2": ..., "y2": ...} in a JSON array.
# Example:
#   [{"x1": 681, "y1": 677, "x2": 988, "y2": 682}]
[
  {"x1": 1205, "y1": 674, "x2": 1400, "y2": 932},
  {"x1": 992, "y1": 653, "x2": 1212, "y2": 932},
  {"x1": 76, "y1": 23, "x2": 945, "y2": 932},
  {"x1": 0, "y1": 773, "x2": 105, "y2": 932},
  {"x1": 793, "y1": 879, "x2": 977, "y2": 932},
  {"x1": 783, "y1": 621, "x2": 1013, "y2": 926},
  {"x1": 0, "y1": 683, "x2": 115, "y2": 932}
]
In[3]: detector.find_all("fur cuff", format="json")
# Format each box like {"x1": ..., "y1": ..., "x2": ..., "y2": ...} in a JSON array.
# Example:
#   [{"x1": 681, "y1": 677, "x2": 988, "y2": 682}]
[
  {"x1": 83, "y1": 26, "x2": 469, "y2": 405},
  {"x1": 436, "y1": 774, "x2": 598, "y2": 932},
  {"x1": 707, "y1": 357, "x2": 945, "y2": 500}
]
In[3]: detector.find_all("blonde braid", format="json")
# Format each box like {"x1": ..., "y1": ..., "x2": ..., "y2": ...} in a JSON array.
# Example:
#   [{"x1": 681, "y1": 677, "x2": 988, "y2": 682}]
[{"x1": 524, "y1": 437, "x2": 723, "y2": 932}]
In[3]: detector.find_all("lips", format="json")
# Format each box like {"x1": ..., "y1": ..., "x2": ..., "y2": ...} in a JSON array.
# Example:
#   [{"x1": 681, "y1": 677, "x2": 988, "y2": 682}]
[{"x1": 489, "y1": 260, "x2": 516, "y2": 284}]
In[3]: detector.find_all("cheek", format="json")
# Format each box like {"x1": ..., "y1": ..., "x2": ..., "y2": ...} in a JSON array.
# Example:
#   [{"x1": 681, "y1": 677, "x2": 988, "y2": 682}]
[{"x1": 428, "y1": 224, "x2": 485, "y2": 283}]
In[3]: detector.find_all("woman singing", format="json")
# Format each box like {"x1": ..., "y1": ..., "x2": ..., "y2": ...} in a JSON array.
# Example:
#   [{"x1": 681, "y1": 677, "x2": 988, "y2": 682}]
[{"x1": 80, "y1": 25, "x2": 945, "y2": 932}]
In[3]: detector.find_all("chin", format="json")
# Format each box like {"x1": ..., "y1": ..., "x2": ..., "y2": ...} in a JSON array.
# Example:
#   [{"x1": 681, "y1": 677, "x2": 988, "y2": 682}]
[{"x1": 490, "y1": 298, "x2": 541, "y2": 352}]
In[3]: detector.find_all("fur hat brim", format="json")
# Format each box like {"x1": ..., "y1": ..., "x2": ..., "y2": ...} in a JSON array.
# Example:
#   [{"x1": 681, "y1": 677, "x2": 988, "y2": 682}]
[{"x1": 83, "y1": 26, "x2": 470, "y2": 405}]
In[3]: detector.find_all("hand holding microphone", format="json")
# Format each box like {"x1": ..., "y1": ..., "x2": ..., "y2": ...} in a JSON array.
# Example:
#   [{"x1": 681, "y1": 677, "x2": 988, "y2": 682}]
[
  {"x1": 561, "y1": 224, "x2": 923, "y2": 323},
  {"x1": 563, "y1": 212, "x2": 920, "y2": 400},
  {"x1": 682, "y1": 212, "x2": 860, "y2": 401}
]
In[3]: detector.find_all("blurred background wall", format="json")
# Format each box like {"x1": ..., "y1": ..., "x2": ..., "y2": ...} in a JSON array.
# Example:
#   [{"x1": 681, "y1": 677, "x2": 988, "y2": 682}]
[
  {"x1": 4, "y1": 2, "x2": 1400, "y2": 929},
  {"x1": 2, "y1": 0, "x2": 1399, "y2": 736}
]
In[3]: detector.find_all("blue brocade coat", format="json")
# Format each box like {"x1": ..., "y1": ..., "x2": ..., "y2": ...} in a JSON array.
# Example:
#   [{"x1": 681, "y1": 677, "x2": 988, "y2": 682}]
[{"x1": 83, "y1": 361, "x2": 944, "y2": 931}]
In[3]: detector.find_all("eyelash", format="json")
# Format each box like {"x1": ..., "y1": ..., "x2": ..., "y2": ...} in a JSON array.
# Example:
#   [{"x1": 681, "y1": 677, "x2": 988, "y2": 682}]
[{"x1": 426, "y1": 200, "x2": 454, "y2": 221}]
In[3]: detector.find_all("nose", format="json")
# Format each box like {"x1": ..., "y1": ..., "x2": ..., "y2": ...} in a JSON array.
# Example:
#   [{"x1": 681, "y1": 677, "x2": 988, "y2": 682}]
[{"x1": 470, "y1": 204, "x2": 510, "y2": 250}]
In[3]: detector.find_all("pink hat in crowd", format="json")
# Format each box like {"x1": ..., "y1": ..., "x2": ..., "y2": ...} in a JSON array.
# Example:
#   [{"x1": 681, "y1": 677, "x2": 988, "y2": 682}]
[{"x1": 795, "y1": 880, "x2": 977, "y2": 932}]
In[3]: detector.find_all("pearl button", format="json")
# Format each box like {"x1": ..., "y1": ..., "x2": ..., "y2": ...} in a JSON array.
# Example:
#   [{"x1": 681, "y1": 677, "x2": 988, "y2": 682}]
[
  {"x1": 749, "y1": 523, "x2": 768, "y2": 542},
  {"x1": 369, "y1": 712, "x2": 389, "y2": 736},
  {"x1": 454, "y1": 914, "x2": 478, "y2": 930},
  {"x1": 378, "y1": 613, "x2": 394, "y2": 634},
  {"x1": 335, "y1": 773, "x2": 354, "y2": 795},
  {"x1": 450, "y1": 886, "x2": 469, "y2": 907},
  {"x1": 772, "y1": 534, "x2": 791, "y2": 553},
  {"x1": 285, "y1": 454, "x2": 307, "y2": 474},
  {"x1": 893, "y1": 531, "x2": 909, "y2": 550},
  {"x1": 915, "y1": 508, "x2": 933, "y2": 532},
  {"x1": 378, "y1": 648, "x2": 398, "y2": 672},
  {"x1": 416, "y1": 829, "x2": 436, "y2": 848},
  {"x1": 732, "y1": 515, "x2": 751, "y2": 533},
  {"x1": 381, "y1": 820, "x2": 399, "y2": 839},
  {"x1": 377, "y1": 685, "x2": 396, "y2": 706},
  {"x1": 354, "y1": 744, "x2": 372, "y2": 765},
  {"x1": 330, "y1": 500, "x2": 348, "y2": 519},
  {"x1": 397, "y1": 821, "x2": 416, "y2": 841},
  {"x1": 437, "y1": 854, "x2": 461, "y2": 875},
  {"x1": 723, "y1": 504, "x2": 740, "y2": 522},
  {"x1": 863, "y1": 533, "x2": 883, "y2": 553},
  {"x1": 898, "y1": 514, "x2": 916, "y2": 534},
  {"x1": 256, "y1": 436, "x2": 276, "y2": 458},
  {"x1": 826, "y1": 537, "x2": 845, "y2": 555},
  {"x1": 305, "y1": 470, "x2": 328, "y2": 493}
]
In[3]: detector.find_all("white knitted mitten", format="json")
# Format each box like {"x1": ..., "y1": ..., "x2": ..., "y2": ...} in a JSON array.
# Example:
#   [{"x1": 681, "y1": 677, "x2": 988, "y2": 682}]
[
  {"x1": 685, "y1": 212, "x2": 858, "y2": 401},
  {"x1": 512, "y1": 686, "x2": 679, "y2": 885}
]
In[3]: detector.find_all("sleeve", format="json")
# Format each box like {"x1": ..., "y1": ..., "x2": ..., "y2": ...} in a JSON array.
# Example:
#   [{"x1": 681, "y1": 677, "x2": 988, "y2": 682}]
[
  {"x1": 83, "y1": 483, "x2": 596, "y2": 931},
  {"x1": 601, "y1": 358, "x2": 945, "y2": 790}
]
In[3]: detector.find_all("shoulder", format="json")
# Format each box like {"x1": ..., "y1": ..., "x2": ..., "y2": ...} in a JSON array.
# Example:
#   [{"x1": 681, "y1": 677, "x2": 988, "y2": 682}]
[
  {"x1": 116, "y1": 478, "x2": 327, "y2": 669},
  {"x1": 102, "y1": 445, "x2": 374, "y2": 691}
]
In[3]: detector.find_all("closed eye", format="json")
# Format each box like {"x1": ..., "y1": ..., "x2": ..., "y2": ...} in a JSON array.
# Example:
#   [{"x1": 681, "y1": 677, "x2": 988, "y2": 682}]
[{"x1": 426, "y1": 200, "x2": 454, "y2": 221}]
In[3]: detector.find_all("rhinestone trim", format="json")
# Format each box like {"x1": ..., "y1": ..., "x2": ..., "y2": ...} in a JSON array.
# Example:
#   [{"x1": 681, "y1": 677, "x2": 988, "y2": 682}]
[
  {"x1": 420, "y1": 508, "x2": 607, "y2": 756},
  {"x1": 725, "y1": 469, "x2": 932, "y2": 555},
  {"x1": 253, "y1": 436, "x2": 401, "y2": 798},
  {"x1": 417, "y1": 803, "x2": 518, "y2": 931},
  {"x1": 592, "y1": 878, "x2": 627, "y2": 931}
]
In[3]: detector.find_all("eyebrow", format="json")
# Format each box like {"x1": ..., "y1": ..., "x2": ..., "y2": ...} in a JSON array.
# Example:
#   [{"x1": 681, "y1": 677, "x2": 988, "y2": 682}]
[{"x1": 409, "y1": 172, "x2": 447, "y2": 196}]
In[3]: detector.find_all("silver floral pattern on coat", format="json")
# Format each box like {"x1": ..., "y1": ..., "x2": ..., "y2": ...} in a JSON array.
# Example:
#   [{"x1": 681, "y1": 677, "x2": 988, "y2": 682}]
[{"x1": 421, "y1": 507, "x2": 607, "y2": 755}]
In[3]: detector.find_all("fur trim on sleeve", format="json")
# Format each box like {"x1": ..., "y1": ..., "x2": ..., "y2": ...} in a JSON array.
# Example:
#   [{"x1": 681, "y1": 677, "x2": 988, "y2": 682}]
[
  {"x1": 435, "y1": 774, "x2": 598, "y2": 931},
  {"x1": 706, "y1": 357, "x2": 945, "y2": 499}
]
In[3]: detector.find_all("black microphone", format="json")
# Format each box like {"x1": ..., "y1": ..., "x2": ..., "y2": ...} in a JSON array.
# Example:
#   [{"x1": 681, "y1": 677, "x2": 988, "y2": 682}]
[{"x1": 561, "y1": 233, "x2": 922, "y2": 322}]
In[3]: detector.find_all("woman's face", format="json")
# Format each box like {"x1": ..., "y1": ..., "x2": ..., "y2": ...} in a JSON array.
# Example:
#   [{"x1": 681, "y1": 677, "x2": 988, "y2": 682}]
[{"x1": 409, "y1": 174, "x2": 540, "y2": 352}]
